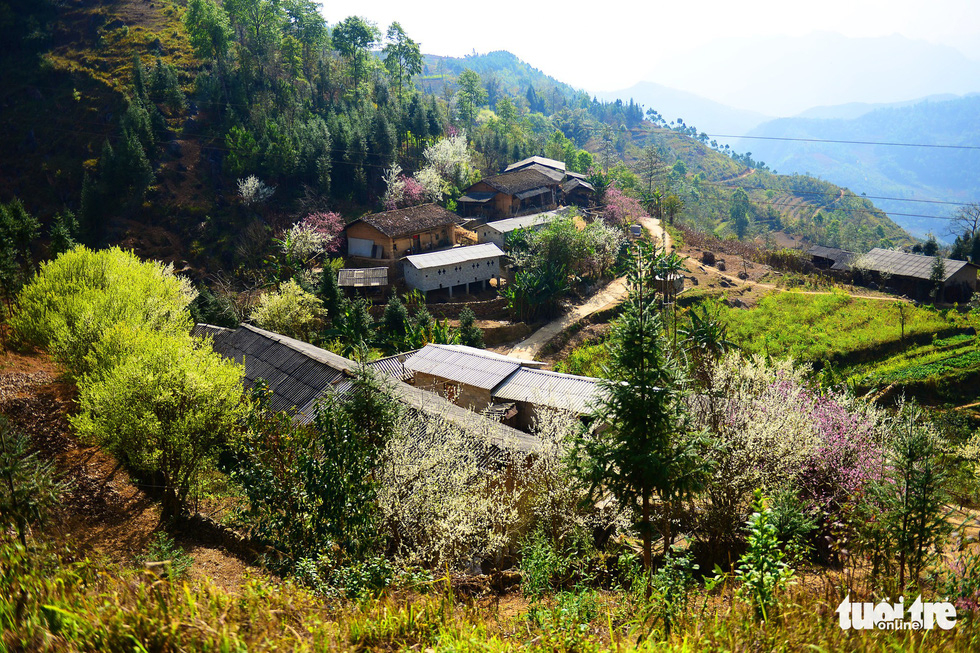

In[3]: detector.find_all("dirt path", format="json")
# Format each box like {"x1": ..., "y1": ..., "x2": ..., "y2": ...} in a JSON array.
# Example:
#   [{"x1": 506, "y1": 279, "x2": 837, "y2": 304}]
[
  {"x1": 693, "y1": 261, "x2": 906, "y2": 302},
  {"x1": 506, "y1": 217, "x2": 670, "y2": 360}
]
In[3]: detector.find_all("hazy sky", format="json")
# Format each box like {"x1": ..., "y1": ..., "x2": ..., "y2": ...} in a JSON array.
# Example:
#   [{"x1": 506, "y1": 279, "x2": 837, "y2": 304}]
[{"x1": 320, "y1": 0, "x2": 980, "y2": 94}]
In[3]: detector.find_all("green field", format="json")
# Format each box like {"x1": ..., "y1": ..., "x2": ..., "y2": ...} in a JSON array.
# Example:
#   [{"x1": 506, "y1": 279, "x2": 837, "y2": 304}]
[{"x1": 554, "y1": 291, "x2": 980, "y2": 403}]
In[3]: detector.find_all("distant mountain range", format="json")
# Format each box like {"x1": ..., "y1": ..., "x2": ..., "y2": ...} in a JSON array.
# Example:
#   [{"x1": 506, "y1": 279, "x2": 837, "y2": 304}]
[
  {"x1": 736, "y1": 95, "x2": 980, "y2": 239},
  {"x1": 643, "y1": 32, "x2": 980, "y2": 117},
  {"x1": 593, "y1": 82, "x2": 770, "y2": 145}
]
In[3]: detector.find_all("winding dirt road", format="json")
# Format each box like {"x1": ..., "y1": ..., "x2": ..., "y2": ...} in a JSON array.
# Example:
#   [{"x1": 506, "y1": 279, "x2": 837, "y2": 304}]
[{"x1": 506, "y1": 217, "x2": 670, "y2": 360}]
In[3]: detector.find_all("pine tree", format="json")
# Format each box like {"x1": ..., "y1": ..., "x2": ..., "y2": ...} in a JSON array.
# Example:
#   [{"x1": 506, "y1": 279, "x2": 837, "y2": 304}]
[{"x1": 572, "y1": 241, "x2": 709, "y2": 572}]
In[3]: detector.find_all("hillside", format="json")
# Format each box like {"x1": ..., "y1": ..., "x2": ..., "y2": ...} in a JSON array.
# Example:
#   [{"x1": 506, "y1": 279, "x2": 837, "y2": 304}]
[
  {"x1": 0, "y1": 1, "x2": 909, "y2": 276},
  {"x1": 594, "y1": 81, "x2": 771, "y2": 142},
  {"x1": 738, "y1": 95, "x2": 980, "y2": 238}
]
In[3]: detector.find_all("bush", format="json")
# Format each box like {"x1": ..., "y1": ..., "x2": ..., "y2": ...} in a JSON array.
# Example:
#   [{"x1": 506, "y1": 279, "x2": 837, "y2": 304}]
[
  {"x1": 251, "y1": 279, "x2": 324, "y2": 341},
  {"x1": 10, "y1": 246, "x2": 195, "y2": 377},
  {"x1": 734, "y1": 490, "x2": 795, "y2": 621},
  {"x1": 71, "y1": 327, "x2": 243, "y2": 519},
  {"x1": 0, "y1": 417, "x2": 65, "y2": 545},
  {"x1": 138, "y1": 532, "x2": 194, "y2": 581}
]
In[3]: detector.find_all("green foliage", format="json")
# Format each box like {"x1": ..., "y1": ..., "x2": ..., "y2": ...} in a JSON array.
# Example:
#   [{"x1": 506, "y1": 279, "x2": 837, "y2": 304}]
[
  {"x1": 854, "y1": 404, "x2": 952, "y2": 592},
  {"x1": 251, "y1": 279, "x2": 323, "y2": 341},
  {"x1": 457, "y1": 307, "x2": 484, "y2": 349},
  {"x1": 189, "y1": 283, "x2": 239, "y2": 328},
  {"x1": 0, "y1": 198, "x2": 40, "y2": 307},
  {"x1": 572, "y1": 241, "x2": 708, "y2": 569},
  {"x1": 730, "y1": 187, "x2": 750, "y2": 239},
  {"x1": 10, "y1": 246, "x2": 194, "y2": 377},
  {"x1": 138, "y1": 532, "x2": 194, "y2": 581},
  {"x1": 184, "y1": 0, "x2": 232, "y2": 61},
  {"x1": 518, "y1": 529, "x2": 596, "y2": 601},
  {"x1": 233, "y1": 367, "x2": 400, "y2": 574},
  {"x1": 47, "y1": 210, "x2": 79, "y2": 259},
  {"x1": 634, "y1": 548, "x2": 699, "y2": 637},
  {"x1": 733, "y1": 490, "x2": 795, "y2": 621},
  {"x1": 70, "y1": 326, "x2": 244, "y2": 518},
  {"x1": 0, "y1": 417, "x2": 65, "y2": 545}
]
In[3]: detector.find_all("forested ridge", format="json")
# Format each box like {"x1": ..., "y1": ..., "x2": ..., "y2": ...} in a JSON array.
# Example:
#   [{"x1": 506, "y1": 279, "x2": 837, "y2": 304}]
[{"x1": 0, "y1": 0, "x2": 909, "y2": 284}]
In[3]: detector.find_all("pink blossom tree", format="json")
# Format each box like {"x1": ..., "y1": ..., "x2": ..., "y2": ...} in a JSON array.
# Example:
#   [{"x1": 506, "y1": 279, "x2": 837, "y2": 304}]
[
  {"x1": 602, "y1": 184, "x2": 648, "y2": 227},
  {"x1": 301, "y1": 211, "x2": 346, "y2": 256}
]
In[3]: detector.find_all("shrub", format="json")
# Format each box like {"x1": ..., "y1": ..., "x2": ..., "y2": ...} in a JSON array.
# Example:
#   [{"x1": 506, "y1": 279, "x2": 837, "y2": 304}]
[
  {"x1": 251, "y1": 280, "x2": 324, "y2": 341},
  {"x1": 734, "y1": 490, "x2": 795, "y2": 621},
  {"x1": 0, "y1": 417, "x2": 65, "y2": 545},
  {"x1": 10, "y1": 246, "x2": 195, "y2": 377},
  {"x1": 71, "y1": 327, "x2": 243, "y2": 519},
  {"x1": 138, "y1": 532, "x2": 194, "y2": 581}
]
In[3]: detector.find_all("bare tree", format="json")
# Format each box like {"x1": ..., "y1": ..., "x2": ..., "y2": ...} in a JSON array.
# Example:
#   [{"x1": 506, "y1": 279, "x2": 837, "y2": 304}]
[{"x1": 947, "y1": 202, "x2": 980, "y2": 239}]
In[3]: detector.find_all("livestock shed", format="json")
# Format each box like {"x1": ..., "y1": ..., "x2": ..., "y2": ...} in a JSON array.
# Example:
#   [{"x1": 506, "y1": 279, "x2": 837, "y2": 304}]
[
  {"x1": 458, "y1": 169, "x2": 560, "y2": 220},
  {"x1": 193, "y1": 324, "x2": 541, "y2": 455},
  {"x1": 854, "y1": 248, "x2": 978, "y2": 302},
  {"x1": 562, "y1": 176, "x2": 596, "y2": 207},
  {"x1": 344, "y1": 204, "x2": 459, "y2": 260},
  {"x1": 475, "y1": 210, "x2": 563, "y2": 249},
  {"x1": 402, "y1": 243, "x2": 505, "y2": 297},
  {"x1": 807, "y1": 245, "x2": 857, "y2": 271},
  {"x1": 338, "y1": 267, "x2": 388, "y2": 289}
]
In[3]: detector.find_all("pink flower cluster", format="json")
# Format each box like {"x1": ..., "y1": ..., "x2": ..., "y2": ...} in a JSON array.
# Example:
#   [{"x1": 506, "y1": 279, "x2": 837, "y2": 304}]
[
  {"x1": 301, "y1": 212, "x2": 346, "y2": 255},
  {"x1": 602, "y1": 185, "x2": 647, "y2": 227}
]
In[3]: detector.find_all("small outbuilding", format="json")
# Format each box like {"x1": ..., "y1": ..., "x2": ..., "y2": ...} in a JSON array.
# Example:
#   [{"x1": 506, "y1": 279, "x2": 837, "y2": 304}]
[
  {"x1": 807, "y1": 245, "x2": 857, "y2": 271},
  {"x1": 344, "y1": 203, "x2": 459, "y2": 260},
  {"x1": 338, "y1": 267, "x2": 389, "y2": 289},
  {"x1": 402, "y1": 243, "x2": 505, "y2": 297},
  {"x1": 854, "y1": 248, "x2": 978, "y2": 302}
]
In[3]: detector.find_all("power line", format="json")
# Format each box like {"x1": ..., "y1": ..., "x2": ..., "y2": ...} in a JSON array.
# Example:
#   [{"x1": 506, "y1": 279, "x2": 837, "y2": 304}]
[{"x1": 704, "y1": 133, "x2": 980, "y2": 151}]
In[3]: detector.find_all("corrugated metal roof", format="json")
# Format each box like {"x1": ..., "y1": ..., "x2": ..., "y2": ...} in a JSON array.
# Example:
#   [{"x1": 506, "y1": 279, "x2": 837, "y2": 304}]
[
  {"x1": 191, "y1": 324, "x2": 234, "y2": 340},
  {"x1": 481, "y1": 211, "x2": 561, "y2": 235},
  {"x1": 403, "y1": 243, "x2": 505, "y2": 270},
  {"x1": 368, "y1": 351, "x2": 417, "y2": 381},
  {"x1": 856, "y1": 248, "x2": 972, "y2": 282},
  {"x1": 196, "y1": 324, "x2": 541, "y2": 454},
  {"x1": 491, "y1": 367, "x2": 605, "y2": 415},
  {"x1": 338, "y1": 267, "x2": 389, "y2": 287},
  {"x1": 404, "y1": 344, "x2": 522, "y2": 390},
  {"x1": 201, "y1": 324, "x2": 350, "y2": 415}
]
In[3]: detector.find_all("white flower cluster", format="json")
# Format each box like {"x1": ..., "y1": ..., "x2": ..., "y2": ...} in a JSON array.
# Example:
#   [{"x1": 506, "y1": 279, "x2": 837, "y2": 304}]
[
  {"x1": 377, "y1": 405, "x2": 619, "y2": 570},
  {"x1": 281, "y1": 222, "x2": 327, "y2": 261},
  {"x1": 238, "y1": 175, "x2": 276, "y2": 206}
]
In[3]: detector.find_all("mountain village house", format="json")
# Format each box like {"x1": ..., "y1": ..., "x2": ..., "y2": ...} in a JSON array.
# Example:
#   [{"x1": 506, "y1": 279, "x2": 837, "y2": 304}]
[
  {"x1": 344, "y1": 203, "x2": 459, "y2": 260},
  {"x1": 404, "y1": 344, "x2": 604, "y2": 432},
  {"x1": 458, "y1": 168, "x2": 560, "y2": 221},
  {"x1": 402, "y1": 243, "x2": 505, "y2": 297}
]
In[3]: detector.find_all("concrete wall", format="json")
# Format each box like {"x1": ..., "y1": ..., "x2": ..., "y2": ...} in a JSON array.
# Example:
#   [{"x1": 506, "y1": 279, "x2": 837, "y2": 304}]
[
  {"x1": 404, "y1": 255, "x2": 501, "y2": 293},
  {"x1": 412, "y1": 372, "x2": 493, "y2": 413}
]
